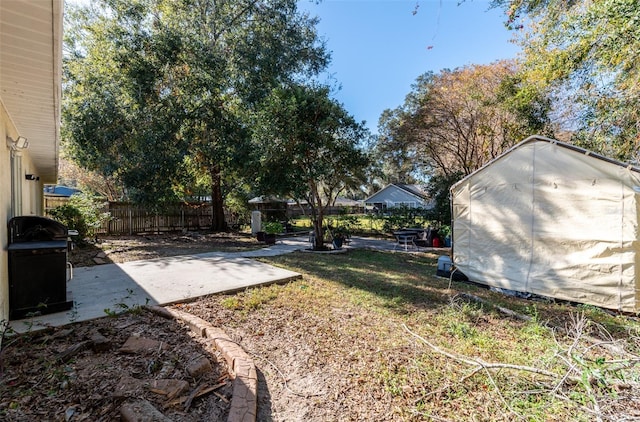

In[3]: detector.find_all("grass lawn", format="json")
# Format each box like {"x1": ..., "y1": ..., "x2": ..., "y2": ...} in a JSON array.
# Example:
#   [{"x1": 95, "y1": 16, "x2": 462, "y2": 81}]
[
  {"x1": 288, "y1": 214, "x2": 392, "y2": 234},
  {"x1": 192, "y1": 249, "x2": 640, "y2": 420}
]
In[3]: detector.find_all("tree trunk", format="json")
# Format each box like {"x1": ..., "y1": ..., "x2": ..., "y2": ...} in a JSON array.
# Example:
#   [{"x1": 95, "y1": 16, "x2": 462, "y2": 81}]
[
  {"x1": 313, "y1": 217, "x2": 324, "y2": 250},
  {"x1": 310, "y1": 203, "x2": 325, "y2": 250},
  {"x1": 209, "y1": 164, "x2": 227, "y2": 232}
]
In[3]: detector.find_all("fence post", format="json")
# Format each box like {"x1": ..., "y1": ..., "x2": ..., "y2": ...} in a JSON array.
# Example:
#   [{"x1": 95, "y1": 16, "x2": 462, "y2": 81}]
[{"x1": 129, "y1": 206, "x2": 133, "y2": 236}]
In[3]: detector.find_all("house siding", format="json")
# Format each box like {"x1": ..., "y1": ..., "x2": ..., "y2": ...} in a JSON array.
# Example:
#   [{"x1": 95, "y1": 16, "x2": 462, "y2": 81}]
[
  {"x1": 1, "y1": 0, "x2": 61, "y2": 324},
  {"x1": 1, "y1": 106, "x2": 14, "y2": 322},
  {"x1": 1, "y1": 104, "x2": 49, "y2": 323},
  {"x1": 365, "y1": 185, "x2": 429, "y2": 210}
]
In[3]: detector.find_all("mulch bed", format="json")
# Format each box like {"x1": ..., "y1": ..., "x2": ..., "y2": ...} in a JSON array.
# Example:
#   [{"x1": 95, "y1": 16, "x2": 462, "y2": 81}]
[{"x1": 1, "y1": 309, "x2": 231, "y2": 421}]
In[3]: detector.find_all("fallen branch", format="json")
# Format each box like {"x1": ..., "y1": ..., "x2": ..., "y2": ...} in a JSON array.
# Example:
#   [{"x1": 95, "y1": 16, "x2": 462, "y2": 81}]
[
  {"x1": 56, "y1": 340, "x2": 92, "y2": 363},
  {"x1": 458, "y1": 293, "x2": 635, "y2": 359},
  {"x1": 402, "y1": 323, "x2": 561, "y2": 380},
  {"x1": 404, "y1": 309, "x2": 640, "y2": 421},
  {"x1": 163, "y1": 382, "x2": 227, "y2": 410},
  {"x1": 213, "y1": 391, "x2": 229, "y2": 403},
  {"x1": 183, "y1": 383, "x2": 209, "y2": 412},
  {"x1": 248, "y1": 350, "x2": 327, "y2": 398},
  {"x1": 454, "y1": 293, "x2": 532, "y2": 322}
]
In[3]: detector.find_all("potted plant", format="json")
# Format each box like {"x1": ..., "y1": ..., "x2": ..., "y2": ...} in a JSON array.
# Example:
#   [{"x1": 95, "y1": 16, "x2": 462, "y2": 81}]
[
  {"x1": 262, "y1": 221, "x2": 283, "y2": 245},
  {"x1": 331, "y1": 226, "x2": 349, "y2": 250}
]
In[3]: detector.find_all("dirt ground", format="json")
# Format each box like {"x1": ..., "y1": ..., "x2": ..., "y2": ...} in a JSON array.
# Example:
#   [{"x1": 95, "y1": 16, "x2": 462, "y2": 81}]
[
  {"x1": 1, "y1": 309, "x2": 232, "y2": 421},
  {"x1": 2, "y1": 232, "x2": 405, "y2": 421}
]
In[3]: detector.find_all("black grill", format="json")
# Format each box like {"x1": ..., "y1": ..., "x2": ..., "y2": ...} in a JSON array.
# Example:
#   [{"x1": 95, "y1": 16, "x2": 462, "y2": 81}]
[{"x1": 8, "y1": 216, "x2": 74, "y2": 319}]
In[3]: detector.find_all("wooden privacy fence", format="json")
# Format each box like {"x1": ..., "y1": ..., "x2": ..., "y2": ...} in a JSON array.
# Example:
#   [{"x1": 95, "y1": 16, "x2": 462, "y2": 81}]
[
  {"x1": 44, "y1": 198, "x2": 363, "y2": 236},
  {"x1": 45, "y1": 198, "x2": 241, "y2": 236},
  {"x1": 104, "y1": 202, "x2": 219, "y2": 235},
  {"x1": 44, "y1": 196, "x2": 71, "y2": 214}
]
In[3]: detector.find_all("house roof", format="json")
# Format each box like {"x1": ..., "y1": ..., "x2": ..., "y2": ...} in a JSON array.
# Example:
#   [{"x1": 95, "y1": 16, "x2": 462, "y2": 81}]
[
  {"x1": 1, "y1": 0, "x2": 62, "y2": 183},
  {"x1": 248, "y1": 196, "x2": 288, "y2": 204},
  {"x1": 333, "y1": 196, "x2": 362, "y2": 207},
  {"x1": 395, "y1": 184, "x2": 429, "y2": 200},
  {"x1": 451, "y1": 135, "x2": 640, "y2": 192},
  {"x1": 364, "y1": 183, "x2": 429, "y2": 203},
  {"x1": 286, "y1": 196, "x2": 363, "y2": 206}
]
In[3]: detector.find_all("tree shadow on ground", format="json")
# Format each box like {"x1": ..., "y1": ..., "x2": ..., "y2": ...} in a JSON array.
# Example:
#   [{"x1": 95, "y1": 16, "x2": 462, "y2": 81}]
[
  {"x1": 266, "y1": 249, "x2": 462, "y2": 311},
  {"x1": 263, "y1": 249, "x2": 638, "y2": 340},
  {"x1": 256, "y1": 368, "x2": 274, "y2": 421}
]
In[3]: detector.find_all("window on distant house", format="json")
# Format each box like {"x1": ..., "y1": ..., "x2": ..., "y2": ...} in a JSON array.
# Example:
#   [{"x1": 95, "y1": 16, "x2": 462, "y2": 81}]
[{"x1": 393, "y1": 201, "x2": 417, "y2": 208}]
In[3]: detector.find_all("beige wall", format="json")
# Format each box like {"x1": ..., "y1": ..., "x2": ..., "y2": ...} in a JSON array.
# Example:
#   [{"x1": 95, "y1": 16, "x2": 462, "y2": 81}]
[
  {"x1": 20, "y1": 149, "x2": 43, "y2": 216},
  {"x1": 1, "y1": 104, "x2": 14, "y2": 322},
  {"x1": 1, "y1": 0, "x2": 62, "y2": 325},
  {"x1": 0, "y1": 104, "x2": 45, "y2": 323}
]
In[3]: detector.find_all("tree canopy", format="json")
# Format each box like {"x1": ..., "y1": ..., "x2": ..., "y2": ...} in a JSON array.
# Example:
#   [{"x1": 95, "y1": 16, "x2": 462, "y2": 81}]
[
  {"x1": 492, "y1": 0, "x2": 640, "y2": 161},
  {"x1": 63, "y1": 0, "x2": 328, "y2": 226},
  {"x1": 371, "y1": 61, "x2": 551, "y2": 225},
  {"x1": 375, "y1": 61, "x2": 551, "y2": 180}
]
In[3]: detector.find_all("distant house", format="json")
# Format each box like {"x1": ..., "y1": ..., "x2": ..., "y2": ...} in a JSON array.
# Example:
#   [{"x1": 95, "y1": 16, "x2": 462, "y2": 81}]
[
  {"x1": 364, "y1": 184, "x2": 432, "y2": 212},
  {"x1": 332, "y1": 196, "x2": 363, "y2": 207},
  {"x1": 288, "y1": 196, "x2": 363, "y2": 207},
  {"x1": 43, "y1": 185, "x2": 82, "y2": 214}
]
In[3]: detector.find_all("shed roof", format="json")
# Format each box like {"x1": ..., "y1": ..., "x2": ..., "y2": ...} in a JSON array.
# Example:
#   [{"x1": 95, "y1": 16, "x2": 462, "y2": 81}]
[{"x1": 451, "y1": 135, "x2": 640, "y2": 193}]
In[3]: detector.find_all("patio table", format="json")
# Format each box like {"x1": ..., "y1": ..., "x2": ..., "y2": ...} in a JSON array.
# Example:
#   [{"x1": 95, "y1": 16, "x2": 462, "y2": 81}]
[{"x1": 393, "y1": 231, "x2": 417, "y2": 252}]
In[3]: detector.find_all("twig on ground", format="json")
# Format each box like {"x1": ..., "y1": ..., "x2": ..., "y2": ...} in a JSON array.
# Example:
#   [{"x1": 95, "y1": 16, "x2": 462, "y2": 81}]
[
  {"x1": 183, "y1": 383, "x2": 208, "y2": 412},
  {"x1": 406, "y1": 309, "x2": 639, "y2": 421},
  {"x1": 402, "y1": 323, "x2": 561, "y2": 380},
  {"x1": 454, "y1": 293, "x2": 533, "y2": 322},
  {"x1": 206, "y1": 334, "x2": 328, "y2": 398}
]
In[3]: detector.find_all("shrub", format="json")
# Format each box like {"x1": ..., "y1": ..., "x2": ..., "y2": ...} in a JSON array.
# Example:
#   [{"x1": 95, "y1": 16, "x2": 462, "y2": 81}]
[
  {"x1": 49, "y1": 193, "x2": 111, "y2": 240},
  {"x1": 49, "y1": 203, "x2": 89, "y2": 239},
  {"x1": 263, "y1": 221, "x2": 283, "y2": 234},
  {"x1": 381, "y1": 204, "x2": 426, "y2": 232}
]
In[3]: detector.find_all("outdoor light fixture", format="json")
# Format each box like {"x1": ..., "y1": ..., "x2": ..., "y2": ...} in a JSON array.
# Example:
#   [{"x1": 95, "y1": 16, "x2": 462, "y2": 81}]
[{"x1": 6, "y1": 136, "x2": 29, "y2": 150}]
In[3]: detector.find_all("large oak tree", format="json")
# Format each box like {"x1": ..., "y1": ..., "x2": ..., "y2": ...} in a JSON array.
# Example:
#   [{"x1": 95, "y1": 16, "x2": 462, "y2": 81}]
[{"x1": 63, "y1": 0, "x2": 328, "y2": 229}]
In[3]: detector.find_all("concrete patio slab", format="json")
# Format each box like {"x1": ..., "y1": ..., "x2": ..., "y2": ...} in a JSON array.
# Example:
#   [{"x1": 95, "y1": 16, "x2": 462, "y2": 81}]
[{"x1": 9, "y1": 240, "x2": 307, "y2": 333}]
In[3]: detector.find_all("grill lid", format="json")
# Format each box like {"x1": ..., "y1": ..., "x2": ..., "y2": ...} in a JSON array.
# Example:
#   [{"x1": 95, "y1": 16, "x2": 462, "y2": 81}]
[{"x1": 8, "y1": 216, "x2": 68, "y2": 243}]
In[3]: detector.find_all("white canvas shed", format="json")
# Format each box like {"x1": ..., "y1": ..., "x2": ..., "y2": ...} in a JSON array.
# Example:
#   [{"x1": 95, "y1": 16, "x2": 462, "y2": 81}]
[{"x1": 451, "y1": 135, "x2": 640, "y2": 312}]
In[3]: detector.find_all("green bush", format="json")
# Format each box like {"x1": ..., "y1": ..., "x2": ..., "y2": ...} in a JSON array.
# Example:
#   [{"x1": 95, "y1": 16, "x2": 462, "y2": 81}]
[
  {"x1": 381, "y1": 205, "x2": 428, "y2": 232},
  {"x1": 49, "y1": 193, "x2": 111, "y2": 240},
  {"x1": 49, "y1": 204, "x2": 89, "y2": 238},
  {"x1": 263, "y1": 221, "x2": 283, "y2": 234}
]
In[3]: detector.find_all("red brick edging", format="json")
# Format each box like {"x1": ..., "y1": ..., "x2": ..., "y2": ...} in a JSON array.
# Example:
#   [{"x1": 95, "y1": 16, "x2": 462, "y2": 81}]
[{"x1": 146, "y1": 306, "x2": 257, "y2": 422}]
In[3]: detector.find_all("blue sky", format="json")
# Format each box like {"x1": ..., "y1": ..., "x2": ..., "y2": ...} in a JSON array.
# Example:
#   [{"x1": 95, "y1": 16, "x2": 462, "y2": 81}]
[{"x1": 298, "y1": 0, "x2": 521, "y2": 134}]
